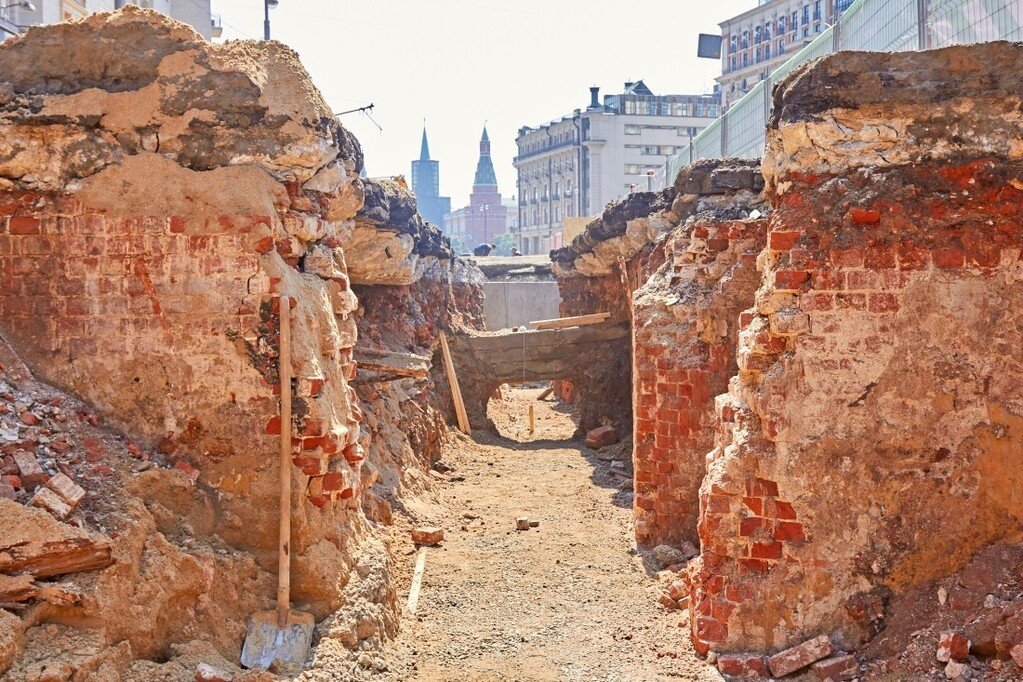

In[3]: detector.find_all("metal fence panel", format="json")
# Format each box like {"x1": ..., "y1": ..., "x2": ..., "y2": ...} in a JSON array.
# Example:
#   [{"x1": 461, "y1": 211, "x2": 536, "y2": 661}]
[{"x1": 673, "y1": 0, "x2": 1023, "y2": 170}]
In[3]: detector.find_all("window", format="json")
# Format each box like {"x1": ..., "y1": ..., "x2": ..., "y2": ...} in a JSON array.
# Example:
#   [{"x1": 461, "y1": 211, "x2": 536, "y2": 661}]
[
  {"x1": 803, "y1": 26, "x2": 809, "y2": 37},
  {"x1": 755, "y1": 47, "x2": 762, "y2": 63},
  {"x1": 730, "y1": 35, "x2": 738, "y2": 53},
  {"x1": 624, "y1": 164, "x2": 641, "y2": 174},
  {"x1": 814, "y1": 22, "x2": 821, "y2": 32},
  {"x1": 742, "y1": 53, "x2": 748, "y2": 67},
  {"x1": 659, "y1": 145, "x2": 675, "y2": 155},
  {"x1": 791, "y1": 10, "x2": 798, "y2": 27},
  {"x1": 624, "y1": 124, "x2": 641, "y2": 135},
  {"x1": 754, "y1": 26, "x2": 761, "y2": 43},
  {"x1": 741, "y1": 30, "x2": 749, "y2": 48},
  {"x1": 813, "y1": 1, "x2": 821, "y2": 20},
  {"x1": 567, "y1": 204, "x2": 574, "y2": 217},
  {"x1": 802, "y1": 5, "x2": 809, "y2": 24},
  {"x1": 765, "y1": 44, "x2": 771, "y2": 59},
  {"x1": 641, "y1": 146, "x2": 657, "y2": 154},
  {"x1": 729, "y1": 56, "x2": 737, "y2": 71},
  {"x1": 778, "y1": 16, "x2": 785, "y2": 32}
]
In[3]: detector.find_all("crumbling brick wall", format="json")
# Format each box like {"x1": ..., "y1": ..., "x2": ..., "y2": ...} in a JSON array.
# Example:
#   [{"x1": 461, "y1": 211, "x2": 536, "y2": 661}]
[
  {"x1": 688, "y1": 44, "x2": 1023, "y2": 656},
  {"x1": 0, "y1": 8, "x2": 395, "y2": 656},
  {"x1": 632, "y1": 216, "x2": 765, "y2": 548}
]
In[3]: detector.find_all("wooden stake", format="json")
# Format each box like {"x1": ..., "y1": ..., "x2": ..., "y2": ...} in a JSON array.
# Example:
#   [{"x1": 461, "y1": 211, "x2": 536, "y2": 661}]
[
  {"x1": 439, "y1": 332, "x2": 471, "y2": 434},
  {"x1": 528, "y1": 403, "x2": 535, "y2": 434},
  {"x1": 537, "y1": 385, "x2": 554, "y2": 401},
  {"x1": 277, "y1": 295, "x2": 292, "y2": 629},
  {"x1": 405, "y1": 548, "x2": 428, "y2": 615}
]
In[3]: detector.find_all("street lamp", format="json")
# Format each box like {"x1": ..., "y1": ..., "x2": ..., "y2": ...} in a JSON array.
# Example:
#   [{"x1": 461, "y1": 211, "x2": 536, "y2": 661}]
[
  {"x1": 263, "y1": 0, "x2": 278, "y2": 40},
  {"x1": 2, "y1": 1, "x2": 36, "y2": 10}
]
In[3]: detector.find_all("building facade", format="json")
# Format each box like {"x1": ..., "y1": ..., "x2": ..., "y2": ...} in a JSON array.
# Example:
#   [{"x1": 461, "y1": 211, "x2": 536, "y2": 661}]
[
  {"x1": 442, "y1": 127, "x2": 508, "y2": 250},
  {"x1": 410, "y1": 128, "x2": 451, "y2": 227},
  {"x1": 1, "y1": 0, "x2": 217, "y2": 41},
  {"x1": 718, "y1": 0, "x2": 853, "y2": 108},
  {"x1": 513, "y1": 81, "x2": 719, "y2": 256}
]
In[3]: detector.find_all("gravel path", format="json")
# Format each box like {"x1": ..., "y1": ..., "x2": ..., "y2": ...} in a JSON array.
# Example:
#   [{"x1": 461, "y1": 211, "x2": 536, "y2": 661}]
[{"x1": 382, "y1": 387, "x2": 720, "y2": 681}]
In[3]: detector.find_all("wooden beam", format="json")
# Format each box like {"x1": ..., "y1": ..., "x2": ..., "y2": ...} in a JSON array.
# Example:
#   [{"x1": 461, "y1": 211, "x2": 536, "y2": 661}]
[
  {"x1": 405, "y1": 547, "x2": 427, "y2": 615},
  {"x1": 438, "y1": 332, "x2": 471, "y2": 434},
  {"x1": 0, "y1": 538, "x2": 113, "y2": 579},
  {"x1": 354, "y1": 348, "x2": 431, "y2": 379},
  {"x1": 529, "y1": 312, "x2": 611, "y2": 330}
]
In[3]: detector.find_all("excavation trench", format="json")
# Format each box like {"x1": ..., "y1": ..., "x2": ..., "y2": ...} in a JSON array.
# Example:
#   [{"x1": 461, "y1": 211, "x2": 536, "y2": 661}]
[{"x1": 380, "y1": 387, "x2": 716, "y2": 681}]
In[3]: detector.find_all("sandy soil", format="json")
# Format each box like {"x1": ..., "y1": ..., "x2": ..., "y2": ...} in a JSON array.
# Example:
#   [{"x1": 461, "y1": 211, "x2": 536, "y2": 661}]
[{"x1": 379, "y1": 387, "x2": 720, "y2": 681}]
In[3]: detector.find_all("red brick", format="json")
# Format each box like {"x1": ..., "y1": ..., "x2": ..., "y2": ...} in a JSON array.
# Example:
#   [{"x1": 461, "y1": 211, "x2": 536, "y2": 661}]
[
  {"x1": 933, "y1": 246, "x2": 964, "y2": 268},
  {"x1": 774, "y1": 500, "x2": 797, "y2": 520},
  {"x1": 9, "y1": 216, "x2": 40, "y2": 235},
  {"x1": 750, "y1": 541, "x2": 783, "y2": 560},
  {"x1": 695, "y1": 616, "x2": 728, "y2": 642},
  {"x1": 411, "y1": 526, "x2": 444, "y2": 545},
  {"x1": 769, "y1": 231, "x2": 800, "y2": 250},
  {"x1": 742, "y1": 497, "x2": 763, "y2": 515},
  {"x1": 774, "y1": 521, "x2": 806, "y2": 542},
  {"x1": 810, "y1": 654, "x2": 859, "y2": 680},
  {"x1": 774, "y1": 269, "x2": 809, "y2": 289},
  {"x1": 739, "y1": 517, "x2": 772, "y2": 537},
  {"x1": 174, "y1": 459, "x2": 200, "y2": 482},
  {"x1": 848, "y1": 208, "x2": 881, "y2": 224},
  {"x1": 868, "y1": 292, "x2": 899, "y2": 313},
  {"x1": 745, "y1": 477, "x2": 778, "y2": 497},
  {"x1": 264, "y1": 416, "x2": 281, "y2": 435},
  {"x1": 937, "y1": 631, "x2": 970, "y2": 663},
  {"x1": 738, "y1": 558, "x2": 770, "y2": 574},
  {"x1": 767, "y1": 635, "x2": 835, "y2": 677},
  {"x1": 717, "y1": 653, "x2": 768, "y2": 677}
]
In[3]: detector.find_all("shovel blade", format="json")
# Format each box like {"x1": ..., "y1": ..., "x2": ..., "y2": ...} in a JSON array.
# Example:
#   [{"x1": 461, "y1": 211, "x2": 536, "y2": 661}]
[{"x1": 240, "y1": 610, "x2": 315, "y2": 671}]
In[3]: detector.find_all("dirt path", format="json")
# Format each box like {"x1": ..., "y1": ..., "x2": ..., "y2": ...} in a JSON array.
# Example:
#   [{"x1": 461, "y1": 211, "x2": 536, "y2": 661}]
[{"x1": 382, "y1": 388, "x2": 720, "y2": 681}]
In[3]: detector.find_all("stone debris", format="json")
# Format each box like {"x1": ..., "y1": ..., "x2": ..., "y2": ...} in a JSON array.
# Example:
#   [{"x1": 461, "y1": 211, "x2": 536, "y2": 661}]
[
  {"x1": 13, "y1": 451, "x2": 46, "y2": 489},
  {"x1": 29, "y1": 486, "x2": 73, "y2": 520},
  {"x1": 653, "y1": 543, "x2": 697, "y2": 569},
  {"x1": 194, "y1": 663, "x2": 234, "y2": 682},
  {"x1": 766, "y1": 635, "x2": 834, "y2": 678},
  {"x1": 944, "y1": 659, "x2": 970, "y2": 680},
  {"x1": 584, "y1": 425, "x2": 618, "y2": 449},
  {"x1": 515, "y1": 517, "x2": 530, "y2": 531},
  {"x1": 45, "y1": 473, "x2": 86, "y2": 510},
  {"x1": 411, "y1": 527, "x2": 445, "y2": 546},
  {"x1": 937, "y1": 631, "x2": 970, "y2": 663},
  {"x1": 809, "y1": 653, "x2": 859, "y2": 680},
  {"x1": 716, "y1": 652, "x2": 768, "y2": 678}
]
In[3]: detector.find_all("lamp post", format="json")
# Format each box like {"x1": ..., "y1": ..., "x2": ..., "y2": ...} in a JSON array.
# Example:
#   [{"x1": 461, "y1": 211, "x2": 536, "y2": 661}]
[{"x1": 263, "y1": 0, "x2": 278, "y2": 40}]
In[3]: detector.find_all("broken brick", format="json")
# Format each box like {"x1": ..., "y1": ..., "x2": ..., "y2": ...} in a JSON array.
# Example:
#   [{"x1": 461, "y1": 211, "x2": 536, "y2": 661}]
[
  {"x1": 937, "y1": 631, "x2": 970, "y2": 663},
  {"x1": 30, "y1": 486, "x2": 73, "y2": 519},
  {"x1": 45, "y1": 472, "x2": 86, "y2": 509},
  {"x1": 584, "y1": 425, "x2": 617, "y2": 449},
  {"x1": 767, "y1": 635, "x2": 834, "y2": 677},
  {"x1": 411, "y1": 527, "x2": 444, "y2": 546},
  {"x1": 810, "y1": 654, "x2": 859, "y2": 680},
  {"x1": 13, "y1": 451, "x2": 47, "y2": 489}
]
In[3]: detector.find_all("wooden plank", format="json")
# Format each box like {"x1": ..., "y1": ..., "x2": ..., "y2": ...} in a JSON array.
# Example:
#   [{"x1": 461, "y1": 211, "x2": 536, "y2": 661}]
[
  {"x1": 0, "y1": 538, "x2": 113, "y2": 578},
  {"x1": 439, "y1": 332, "x2": 471, "y2": 434},
  {"x1": 354, "y1": 348, "x2": 431, "y2": 379},
  {"x1": 537, "y1": 386, "x2": 554, "y2": 400},
  {"x1": 405, "y1": 547, "x2": 427, "y2": 615},
  {"x1": 0, "y1": 574, "x2": 35, "y2": 603},
  {"x1": 529, "y1": 312, "x2": 610, "y2": 330},
  {"x1": 456, "y1": 322, "x2": 628, "y2": 353}
]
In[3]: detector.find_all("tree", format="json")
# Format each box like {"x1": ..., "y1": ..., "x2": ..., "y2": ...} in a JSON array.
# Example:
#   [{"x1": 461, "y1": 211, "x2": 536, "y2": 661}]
[{"x1": 492, "y1": 232, "x2": 516, "y2": 256}]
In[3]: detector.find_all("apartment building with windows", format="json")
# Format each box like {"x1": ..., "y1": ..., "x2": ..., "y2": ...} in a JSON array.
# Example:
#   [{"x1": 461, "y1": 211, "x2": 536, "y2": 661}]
[
  {"x1": 513, "y1": 81, "x2": 718, "y2": 256},
  {"x1": 718, "y1": 0, "x2": 853, "y2": 108},
  {"x1": 1, "y1": 0, "x2": 217, "y2": 41}
]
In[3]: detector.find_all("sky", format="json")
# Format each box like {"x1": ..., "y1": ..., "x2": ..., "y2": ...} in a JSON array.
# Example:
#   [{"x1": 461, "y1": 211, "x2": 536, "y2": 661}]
[{"x1": 209, "y1": 0, "x2": 753, "y2": 207}]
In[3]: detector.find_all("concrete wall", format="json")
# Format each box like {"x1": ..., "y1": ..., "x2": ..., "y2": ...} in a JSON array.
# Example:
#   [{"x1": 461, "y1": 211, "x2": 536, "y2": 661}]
[{"x1": 482, "y1": 281, "x2": 559, "y2": 330}]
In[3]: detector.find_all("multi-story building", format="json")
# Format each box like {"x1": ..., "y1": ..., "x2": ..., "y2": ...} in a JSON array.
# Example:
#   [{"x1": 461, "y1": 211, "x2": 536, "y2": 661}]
[
  {"x1": 718, "y1": 0, "x2": 853, "y2": 108},
  {"x1": 410, "y1": 127, "x2": 451, "y2": 227},
  {"x1": 442, "y1": 127, "x2": 508, "y2": 250},
  {"x1": 1, "y1": 0, "x2": 218, "y2": 41},
  {"x1": 513, "y1": 81, "x2": 719, "y2": 256}
]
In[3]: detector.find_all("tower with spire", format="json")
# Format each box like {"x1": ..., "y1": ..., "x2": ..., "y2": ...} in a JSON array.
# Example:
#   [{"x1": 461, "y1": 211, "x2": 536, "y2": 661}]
[
  {"x1": 410, "y1": 126, "x2": 450, "y2": 227},
  {"x1": 464, "y1": 125, "x2": 507, "y2": 247}
]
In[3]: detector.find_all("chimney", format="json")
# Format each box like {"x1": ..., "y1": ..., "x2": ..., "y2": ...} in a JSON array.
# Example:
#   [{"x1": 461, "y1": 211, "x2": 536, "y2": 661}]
[{"x1": 588, "y1": 86, "x2": 600, "y2": 109}]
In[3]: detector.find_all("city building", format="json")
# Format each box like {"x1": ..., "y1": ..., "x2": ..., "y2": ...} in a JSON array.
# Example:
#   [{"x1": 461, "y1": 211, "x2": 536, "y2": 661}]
[
  {"x1": 718, "y1": 0, "x2": 853, "y2": 108},
  {"x1": 513, "y1": 81, "x2": 719, "y2": 256},
  {"x1": 1, "y1": 0, "x2": 219, "y2": 42},
  {"x1": 410, "y1": 127, "x2": 451, "y2": 227},
  {"x1": 442, "y1": 126, "x2": 508, "y2": 251}
]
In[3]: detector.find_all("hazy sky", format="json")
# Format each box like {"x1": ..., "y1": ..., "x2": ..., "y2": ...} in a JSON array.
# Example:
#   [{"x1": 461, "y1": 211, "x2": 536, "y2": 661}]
[{"x1": 209, "y1": 0, "x2": 752, "y2": 207}]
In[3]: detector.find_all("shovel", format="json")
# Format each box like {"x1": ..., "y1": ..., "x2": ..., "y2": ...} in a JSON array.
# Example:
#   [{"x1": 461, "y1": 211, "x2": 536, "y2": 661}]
[{"x1": 241, "y1": 295, "x2": 315, "y2": 671}]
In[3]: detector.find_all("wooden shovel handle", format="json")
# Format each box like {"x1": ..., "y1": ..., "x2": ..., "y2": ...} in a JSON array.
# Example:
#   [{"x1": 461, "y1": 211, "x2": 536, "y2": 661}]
[{"x1": 277, "y1": 295, "x2": 292, "y2": 628}]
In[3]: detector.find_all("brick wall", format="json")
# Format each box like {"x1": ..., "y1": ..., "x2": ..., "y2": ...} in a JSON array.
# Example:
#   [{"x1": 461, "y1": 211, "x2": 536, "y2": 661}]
[
  {"x1": 687, "y1": 45, "x2": 1023, "y2": 655},
  {"x1": 632, "y1": 217, "x2": 766, "y2": 547},
  {"x1": 0, "y1": 185, "x2": 365, "y2": 556},
  {"x1": 557, "y1": 269, "x2": 634, "y2": 434}
]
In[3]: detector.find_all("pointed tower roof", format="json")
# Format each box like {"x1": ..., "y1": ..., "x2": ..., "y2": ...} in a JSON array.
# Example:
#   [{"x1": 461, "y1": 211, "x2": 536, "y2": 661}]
[
  {"x1": 419, "y1": 127, "x2": 431, "y2": 161},
  {"x1": 473, "y1": 125, "x2": 497, "y2": 187}
]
